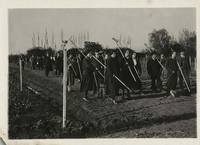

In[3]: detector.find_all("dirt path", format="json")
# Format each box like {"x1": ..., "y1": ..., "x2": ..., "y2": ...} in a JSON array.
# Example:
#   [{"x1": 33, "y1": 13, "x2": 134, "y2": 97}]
[{"x1": 102, "y1": 118, "x2": 196, "y2": 138}]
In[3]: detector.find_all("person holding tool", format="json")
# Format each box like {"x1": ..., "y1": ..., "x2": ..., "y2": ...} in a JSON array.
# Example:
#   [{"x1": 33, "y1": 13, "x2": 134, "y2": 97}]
[
  {"x1": 106, "y1": 50, "x2": 120, "y2": 104},
  {"x1": 178, "y1": 51, "x2": 191, "y2": 93},
  {"x1": 121, "y1": 50, "x2": 133, "y2": 99},
  {"x1": 131, "y1": 51, "x2": 142, "y2": 93},
  {"x1": 92, "y1": 51, "x2": 103, "y2": 98},
  {"x1": 67, "y1": 54, "x2": 76, "y2": 92},
  {"x1": 80, "y1": 51, "x2": 95, "y2": 101},
  {"x1": 147, "y1": 52, "x2": 162, "y2": 92},
  {"x1": 166, "y1": 51, "x2": 178, "y2": 97}
]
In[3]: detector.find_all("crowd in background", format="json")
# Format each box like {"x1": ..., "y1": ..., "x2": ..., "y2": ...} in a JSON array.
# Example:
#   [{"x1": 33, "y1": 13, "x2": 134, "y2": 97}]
[{"x1": 15, "y1": 47, "x2": 194, "y2": 103}]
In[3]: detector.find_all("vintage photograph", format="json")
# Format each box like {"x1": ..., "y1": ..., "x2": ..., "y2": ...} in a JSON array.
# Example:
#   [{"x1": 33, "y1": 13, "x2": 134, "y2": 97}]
[{"x1": 8, "y1": 8, "x2": 196, "y2": 139}]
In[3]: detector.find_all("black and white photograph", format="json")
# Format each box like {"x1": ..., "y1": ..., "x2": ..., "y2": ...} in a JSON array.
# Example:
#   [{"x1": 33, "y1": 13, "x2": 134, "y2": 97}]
[{"x1": 7, "y1": 8, "x2": 196, "y2": 139}]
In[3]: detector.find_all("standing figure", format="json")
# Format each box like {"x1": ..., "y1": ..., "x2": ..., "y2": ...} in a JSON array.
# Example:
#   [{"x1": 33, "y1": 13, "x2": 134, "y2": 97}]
[
  {"x1": 75, "y1": 53, "x2": 83, "y2": 81},
  {"x1": 38, "y1": 56, "x2": 43, "y2": 70},
  {"x1": 147, "y1": 52, "x2": 162, "y2": 92},
  {"x1": 55, "y1": 52, "x2": 63, "y2": 75},
  {"x1": 92, "y1": 51, "x2": 103, "y2": 97},
  {"x1": 67, "y1": 55, "x2": 76, "y2": 92},
  {"x1": 160, "y1": 54, "x2": 166, "y2": 66},
  {"x1": 160, "y1": 54, "x2": 167, "y2": 80},
  {"x1": 105, "y1": 51, "x2": 120, "y2": 101},
  {"x1": 29, "y1": 55, "x2": 34, "y2": 70},
  {"x1": 178, "y1": 51, "x2": 191, "y2": 92},
  {"x1": 166, "y1": 51, "x2": 178, "y2": 97},
  {"x1": 80, "y1": 52, "x2": 95, "y2": 101},
  {"x1": 44, "y1": 53, "x2": 52, "y2": 77},
  {"x1": 32, "y1": 55, "x2": 37, "y2": 70},
  {"x1": 131, "y1": 51, "x2": 142, "y2": 93},
  {"x1": 104, "y1": 53, "x2": 110, "y2": 95},
  {"x1": 121, "y1": 50, "x2": 133, "y2": 98}
]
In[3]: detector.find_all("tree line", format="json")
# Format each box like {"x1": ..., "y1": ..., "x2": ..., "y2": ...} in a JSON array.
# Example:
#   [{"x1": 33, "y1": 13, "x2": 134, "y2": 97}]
[{"x1": 9, "y1": 28, "x2": 196, "y2": 62}]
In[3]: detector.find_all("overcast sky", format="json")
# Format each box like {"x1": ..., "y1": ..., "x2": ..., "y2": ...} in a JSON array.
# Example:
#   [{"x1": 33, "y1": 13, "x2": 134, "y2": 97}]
[{"x1": 9, "y1": 8, "x2": 195, "y2": 54}]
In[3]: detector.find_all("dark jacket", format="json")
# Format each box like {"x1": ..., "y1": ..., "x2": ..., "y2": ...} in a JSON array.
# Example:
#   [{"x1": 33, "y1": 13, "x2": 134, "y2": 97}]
[
  {"x1": 92, "y1": 57, "x2": 104, "y2": 83},
  {"x1": 105, "y1": 57, "x2": 120, "y2": 96},
  {"x1": 178, "y1": 56, "x2": 191, "y2": 74},
  {"x1": 121, "y1": 57, "x2": 135, "y2": 88},
  {"x1": 166, "y1": 58, "x2": 178, "y2": 90},
  {"x1": 147, "y1": 58, "x2": 162, "y2": 78},
  {"x1": 166, "y1": 58, "x2": 178, "y2": 76},
  {"x1": 80, "y1": 57, "x2": 95, "y2": 91},
  {"x1": 44, "y1": 56, "x2": 52, "y2": 70}
]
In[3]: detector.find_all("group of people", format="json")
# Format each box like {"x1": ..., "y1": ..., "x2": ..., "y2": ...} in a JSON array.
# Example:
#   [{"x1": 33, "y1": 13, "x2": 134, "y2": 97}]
[
  {"x1": 147, "y1": 51, "x2": 191, "y2": 97},
  {"x1": 25, "y1": 53, "x2": 63, "y2": 77},
  {"x1": 64, "y1": 50, "x2": 143, "y2": 102},
  {"x1": 64, "y1": 49, "x2": 191, "y2": 103},
  {"x1": 20, "y1": 47, "x2": 191, "y2": 103}
]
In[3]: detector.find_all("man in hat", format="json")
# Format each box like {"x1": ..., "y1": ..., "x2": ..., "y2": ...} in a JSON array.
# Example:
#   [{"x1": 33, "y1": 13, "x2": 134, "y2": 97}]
[
  {"x1": 178, "y1": 51, "x2": 191, "y2": 92},
  {"x1": 55, "y1": 52, "x2": 63, "y2": 76},
  {"x1": 147, "y1": 52, "x2": 162, "y2": 92},
  {"x1": 157, "y1": 53, "x2": 167, "y2": 87},
  {"x1": 44, "y1": 53, "x2": 52, "y2": 77},
  {"x1": 80, "y1": 51, "x2": 95, "y2": 101},
  {"x1": 166, "y1": 51, "x2": 178, "y2": 97},
  {"x1": 121, "y1": 50, "x2": 134, "y2": 98},
  {"x1": 38, "y1": 56, "x2": 44, "y2": 70},
  {"x1": 75, "y1": 53, "x2": 83, "y2": 81},
  {"x1": 104, "y1": 52, "x2": 110, "y2": 95},
  {"x1": 131, "y1": 51, "x2": 142, "y2": 92},
  {"x1": 92, "y1": 51, "x2": 103, "y2": 97},
  {"x1": 105, "y1": 50, "x2": 120, "y2": 102},
  {"x1": 160, "y1": 54, "x2": 166, "y2": 66},
  {"x1": 67, "y1": 54, "x2": 76, "y2": 92}
]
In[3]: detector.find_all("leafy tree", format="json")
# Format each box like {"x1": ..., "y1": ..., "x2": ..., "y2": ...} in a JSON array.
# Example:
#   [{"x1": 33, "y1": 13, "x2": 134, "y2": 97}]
[
  {"x1": 148, "y1": 28, "x2": 172, "y2": 56},
  {"x1": 27, "y1": 47, "x2": 45, "y2": 57},
  {"x1": 27, "y1": 47, "x2": 55, "y2": 57},
  {"x1": 84, "y1": 41, "x2": 103, "y2": 54}
]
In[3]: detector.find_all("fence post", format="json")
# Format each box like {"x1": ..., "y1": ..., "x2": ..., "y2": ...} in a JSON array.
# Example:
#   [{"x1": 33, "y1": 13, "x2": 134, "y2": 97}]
[{"x1": 62, "y1": 45, "x2": 67, "y2": 128}]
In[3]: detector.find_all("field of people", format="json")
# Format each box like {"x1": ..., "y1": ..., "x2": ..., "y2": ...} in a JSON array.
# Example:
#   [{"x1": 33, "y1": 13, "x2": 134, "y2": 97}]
[{"x1": 8, "y1": 60, "x2": 196, "y2": 138}]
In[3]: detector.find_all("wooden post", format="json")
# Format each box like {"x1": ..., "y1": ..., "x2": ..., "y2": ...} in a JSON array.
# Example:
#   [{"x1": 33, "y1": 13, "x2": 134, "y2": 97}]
[
  {"x1": 62, "y1": 45, "x2": 67, "y2": 128},
  {"x1": 19, "y1": 58, "x2": 23, "y2": 91}
]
